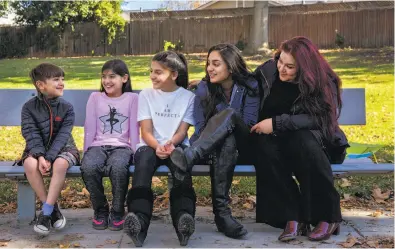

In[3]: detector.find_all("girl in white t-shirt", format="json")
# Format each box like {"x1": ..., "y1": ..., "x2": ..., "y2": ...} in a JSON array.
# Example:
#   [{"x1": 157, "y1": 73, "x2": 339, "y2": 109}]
[{"x1": 124, "y1": 51, "x2": 195, "y2": 247}]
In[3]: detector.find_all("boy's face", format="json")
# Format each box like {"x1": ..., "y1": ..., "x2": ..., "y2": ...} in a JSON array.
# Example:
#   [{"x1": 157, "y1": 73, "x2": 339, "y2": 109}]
[{"x1": 36, "y1": 77, "x2": 65, "y2": 98}]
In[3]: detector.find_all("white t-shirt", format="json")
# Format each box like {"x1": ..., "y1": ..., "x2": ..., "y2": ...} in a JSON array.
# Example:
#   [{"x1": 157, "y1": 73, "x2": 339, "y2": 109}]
[{"x1": 137, "y1": 87, "x2": 195, "y2": 149}]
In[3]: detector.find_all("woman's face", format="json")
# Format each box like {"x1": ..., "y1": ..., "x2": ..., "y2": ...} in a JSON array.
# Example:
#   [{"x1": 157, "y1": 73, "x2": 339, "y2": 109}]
[
  {"x1": 206, "y1": 50, "x2": 231, "y2": 84},
  {"x1": 277, "y1": 51, "x2": 297, "y2": 82}
]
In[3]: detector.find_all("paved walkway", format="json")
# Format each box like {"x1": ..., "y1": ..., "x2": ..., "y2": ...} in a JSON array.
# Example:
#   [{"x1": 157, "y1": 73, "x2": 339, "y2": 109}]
[{"x1": 0, "y1": 207, "x2": 393, "y2": 248}]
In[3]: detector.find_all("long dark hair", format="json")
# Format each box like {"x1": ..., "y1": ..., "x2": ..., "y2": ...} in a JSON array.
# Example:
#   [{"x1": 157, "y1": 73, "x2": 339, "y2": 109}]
[
  {"x1": 100, "y1": 59, "x2": 132, "y2": 93},
  {"x1": 203, "y1": 43, "x2": 256, "y2": 121},
  {"x1": 152, "y1": 51, "x2": 188, "y2": 89},
  {"x1": 274, "y1": 36, "x2": 342, "y2": 139}
]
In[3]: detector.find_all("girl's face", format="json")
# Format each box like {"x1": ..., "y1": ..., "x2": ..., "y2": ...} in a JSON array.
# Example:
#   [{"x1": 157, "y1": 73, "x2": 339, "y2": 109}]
[
  {"x1": 206, "y1": 50, "x2": 231, "y2": 84},
  {"x1": 150, "y1": 61, "x2": 178, "y2": 92},
  {"x1": 101, "y1": 69, "x2": 128, "y2": 97},
  {"x1": 277, "y1": 52, "x2": 297, "y2": 82}
]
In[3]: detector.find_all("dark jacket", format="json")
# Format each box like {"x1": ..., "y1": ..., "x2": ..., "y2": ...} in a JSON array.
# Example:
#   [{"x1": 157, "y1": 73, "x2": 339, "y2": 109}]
[
  {"x1": 190, "y1": 77, "x2": 260, "y2": 143},
  {"x1": 20, "y1": 94, "x2": 79, "y2": 164},
  {"x1": 254, "y1": 59, "x2": 349, "y2": 163}
]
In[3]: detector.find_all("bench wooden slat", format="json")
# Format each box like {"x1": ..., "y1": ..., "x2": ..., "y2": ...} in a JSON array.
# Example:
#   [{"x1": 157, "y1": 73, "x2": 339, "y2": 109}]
[{"x1": 0, "y1": 88, "x2": 365, "y2": 126}]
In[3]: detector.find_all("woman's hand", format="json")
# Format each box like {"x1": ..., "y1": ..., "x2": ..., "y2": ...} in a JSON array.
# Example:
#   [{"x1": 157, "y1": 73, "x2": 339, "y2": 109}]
[
  {"x1": 251, "y1": 118, "x2": 273, "y2": 134},
  {"x1": 188, "y1": 79, "x2": 200, "y2": 90}
]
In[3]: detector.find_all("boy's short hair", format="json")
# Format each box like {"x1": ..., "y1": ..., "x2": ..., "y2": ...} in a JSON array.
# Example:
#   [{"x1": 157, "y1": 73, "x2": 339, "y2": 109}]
[{"x1": 29, "y1": 63, "x2": 65, "y2": 86}]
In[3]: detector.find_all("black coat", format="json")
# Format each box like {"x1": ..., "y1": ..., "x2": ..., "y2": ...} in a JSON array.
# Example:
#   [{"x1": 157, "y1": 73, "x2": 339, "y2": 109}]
[
  {"x1": 190, "y1": 78, "x2": 260, "y2": 144},
  {"x1": 254, "y1": 59, "x2": 349, "y2": 163},
  {"x1": 20, "y1": 94, "x2": 79, "y2": 163}
]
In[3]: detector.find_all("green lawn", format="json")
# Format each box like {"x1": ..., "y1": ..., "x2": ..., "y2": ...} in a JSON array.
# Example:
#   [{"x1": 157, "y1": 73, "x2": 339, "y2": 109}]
[{"x1": 0, "y1": 48, "x2": 393, "y2": 204}]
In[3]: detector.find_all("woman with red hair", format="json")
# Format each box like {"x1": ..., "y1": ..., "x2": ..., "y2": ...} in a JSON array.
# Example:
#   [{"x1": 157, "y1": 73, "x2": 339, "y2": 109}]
[{"x1": 252, "y1": 36, "x2": 349, "y2": 242}]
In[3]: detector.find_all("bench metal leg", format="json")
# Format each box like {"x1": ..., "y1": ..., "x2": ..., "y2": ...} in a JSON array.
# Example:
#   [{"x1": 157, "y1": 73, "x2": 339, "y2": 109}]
[
  {"x1": 167, "y1": 173, "x2": 173, "y2": 191},
  {"x1": 167, "y1": 173, "x2": 173, "y2": 215},
  {"x1": 17, "y1": 181, "x2": 36, "y2": 222}
]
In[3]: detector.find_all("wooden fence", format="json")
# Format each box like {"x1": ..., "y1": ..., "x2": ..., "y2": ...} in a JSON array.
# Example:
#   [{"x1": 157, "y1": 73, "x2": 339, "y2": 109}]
[{"x1": 0, "y1": 1, "x2": 393, "y2": 58}]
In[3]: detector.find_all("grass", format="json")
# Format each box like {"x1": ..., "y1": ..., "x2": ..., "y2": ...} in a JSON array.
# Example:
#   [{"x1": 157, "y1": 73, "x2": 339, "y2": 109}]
[{"x1": 0, "y1": 48, "x2": 393, "y2": 206}]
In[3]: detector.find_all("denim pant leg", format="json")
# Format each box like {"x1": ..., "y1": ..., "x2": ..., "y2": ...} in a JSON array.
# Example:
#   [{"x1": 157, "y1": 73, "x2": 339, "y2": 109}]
[
  {"x1": 107, "y1": 146, "x2": 133, "y2": 214},
  {"x1": 81, "y1": 146, "x2": 108, "y2": 211}
]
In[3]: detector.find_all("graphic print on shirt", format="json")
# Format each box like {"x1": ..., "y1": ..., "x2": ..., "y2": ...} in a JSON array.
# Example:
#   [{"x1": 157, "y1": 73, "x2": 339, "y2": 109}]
[
  {"x1": 99, "y1": 105, "x2": 128, "y2": 134},
  {"x1": 155, "y1": 104, "x2": 181, "y2": 118}
]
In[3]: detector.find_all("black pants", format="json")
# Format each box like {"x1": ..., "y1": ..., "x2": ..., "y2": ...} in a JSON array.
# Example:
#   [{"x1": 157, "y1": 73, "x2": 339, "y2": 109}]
[
  {"x1": 255, "y1": 130, "x2": 342, "y2": 228},
  {"x1": 132, "y1": 146, "x2": 192, "y2": 189},
  {"x1": 81, "y1": 145, "x2": 133, "y2": 214},
  {"x1": 128, "y1": 145, "x2": 196, "y2": 227}
]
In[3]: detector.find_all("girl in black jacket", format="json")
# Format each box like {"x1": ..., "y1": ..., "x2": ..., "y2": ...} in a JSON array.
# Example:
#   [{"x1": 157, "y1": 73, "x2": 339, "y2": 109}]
[
  {"x1": 252, "y1": 36, "x2": 349, "y2": 242},
  {"x1": 170, "y1": 43, "x2": 260, "y2": 239}
]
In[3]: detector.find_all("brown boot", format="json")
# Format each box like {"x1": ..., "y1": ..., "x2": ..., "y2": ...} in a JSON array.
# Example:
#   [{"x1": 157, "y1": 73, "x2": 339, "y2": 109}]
[
  {"x1": 278, "y1": 221, "x2": 299, "y2": 242},
  {"x1": 278, "y1": 221, "x2": 311, "y2": 242},
  {"x1": 308, "y1": 222, "x2": 340, "y2": 241}
]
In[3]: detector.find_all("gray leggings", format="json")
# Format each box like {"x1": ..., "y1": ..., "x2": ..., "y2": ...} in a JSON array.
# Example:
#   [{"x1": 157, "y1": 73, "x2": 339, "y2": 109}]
[{"x1": 81, "y1": 145, "x2": 133, "y2": 214}]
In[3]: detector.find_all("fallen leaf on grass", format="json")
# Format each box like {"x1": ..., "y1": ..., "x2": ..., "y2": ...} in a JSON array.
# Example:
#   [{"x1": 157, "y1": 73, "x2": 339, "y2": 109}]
[
  {"x1": 340, "y1": 178, "x2": 351, "y2": 187},
  {"x1": 72, "y1": 243, "x2": 81, "y2": 248},
  {"x1": 372, "y1": 187, "x2": 391, "y2": 204},
  {"x1": 231, "y1": 195, "x2": 240, "y2": 205},
  {"x1": 242, "y1": 202, "x2": 254, "y2": 210},
  {"x1": 341, "y1": 193, "x2": 351, "y2": 202},
  {"x1": 0, "y1": 242, "x2": 7, "y2": 247},
  {"x1": 232, "y1": 179, "x2": 240, "y2": 185},
  {"x1": 152, "y1": 177, "x2": 163, "y2": 187},
  {"x1": 59, "y1": 244, "x2": 70, "y2": 248},
  {"x1": 72, "y1": 201, "x2": 87, "y2": 208},
  {"x1": 61, "y1": 187, "x2": 73, "y2": 197},
  {"x1": 247, "y1": 195, "x2": 256, "y2": 204},
  {"x1": 77, "y1": 188, "x2": 90, "y2": 196}
]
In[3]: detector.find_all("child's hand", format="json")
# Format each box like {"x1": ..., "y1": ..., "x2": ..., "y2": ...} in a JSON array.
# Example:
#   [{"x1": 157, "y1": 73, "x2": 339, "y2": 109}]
[
  {"x1": 156, "y1": 145, "x2": 169, "y2": 160},
  {"x1": 45, "y1": 159, "x2": 52, "y2": 172},
  {"x1": 38, "y1": 157, "x2": 50, "y2": 176},
  {"x1": 164, "y1": 140, "x2": 175, "y2": 154}
]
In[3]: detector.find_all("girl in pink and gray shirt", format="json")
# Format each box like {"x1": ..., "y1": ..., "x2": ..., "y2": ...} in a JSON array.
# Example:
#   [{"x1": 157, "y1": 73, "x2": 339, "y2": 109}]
[{"x1": 81, "y1": 59, "x2": 139, "y2": 231}]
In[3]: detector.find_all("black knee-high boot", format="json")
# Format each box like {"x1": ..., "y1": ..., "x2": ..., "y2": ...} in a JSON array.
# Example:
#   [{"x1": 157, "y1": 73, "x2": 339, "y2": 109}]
[
  {"x1": 124, "y1": 187, "x2": 153, "y2": 247},
  {"x1": 211, "y1": 135, "x2": 248, "y2": 238},
  {"x1": 170, "y1": 108, "x2": 246, "y2": 176},
  {"x1": 170, "y1": 185, "x2": 196, "y2": 246}
]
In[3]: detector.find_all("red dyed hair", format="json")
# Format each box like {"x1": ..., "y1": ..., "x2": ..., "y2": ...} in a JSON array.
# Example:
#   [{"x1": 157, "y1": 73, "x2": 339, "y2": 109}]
[{"x1": 274, "y1": 36, "x2": 342, "y2": 139}]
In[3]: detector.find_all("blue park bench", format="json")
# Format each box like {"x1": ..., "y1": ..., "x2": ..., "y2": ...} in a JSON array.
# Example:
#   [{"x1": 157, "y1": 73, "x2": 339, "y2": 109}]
[{"x1": 0, "y1": 89, "x2": 393, "y2": 221}]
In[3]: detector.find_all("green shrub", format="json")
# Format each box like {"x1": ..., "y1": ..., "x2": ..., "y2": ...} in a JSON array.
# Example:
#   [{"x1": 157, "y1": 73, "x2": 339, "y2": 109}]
[{"x1": 163, "y1": 39, "x2": 184, "y2": 52}]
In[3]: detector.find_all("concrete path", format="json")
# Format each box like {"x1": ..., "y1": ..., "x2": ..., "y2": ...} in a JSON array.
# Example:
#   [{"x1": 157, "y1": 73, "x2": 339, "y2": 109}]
[{"x1": 0, "y1": 207, "x2": 393, "y2": 248}]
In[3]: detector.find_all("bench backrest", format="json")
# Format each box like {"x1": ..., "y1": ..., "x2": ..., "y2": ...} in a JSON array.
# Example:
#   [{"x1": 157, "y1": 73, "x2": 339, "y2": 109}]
[{"x1": 0, "y1": 88, "x2": 366, "y2": 126}]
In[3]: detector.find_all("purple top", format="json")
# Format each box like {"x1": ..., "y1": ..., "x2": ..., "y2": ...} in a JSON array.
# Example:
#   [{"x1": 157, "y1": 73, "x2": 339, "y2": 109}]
[{"x1": 84, "y1": 92, "x2": 139, "y2": 152}]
